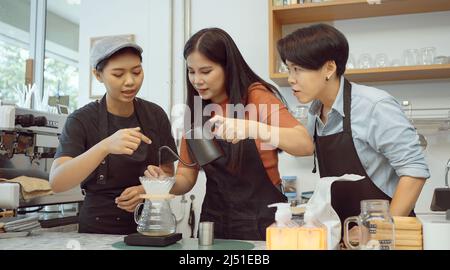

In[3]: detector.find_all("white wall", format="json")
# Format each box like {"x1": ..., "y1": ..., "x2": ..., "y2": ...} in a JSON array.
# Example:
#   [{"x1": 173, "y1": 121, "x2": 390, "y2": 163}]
[
  {"x1": 78, "y1": 0, "x2": 173, "y2": 114},
  {"x1": 191, "y1": 0, "x2": 271, "y2": 82},
  {"x1": 77, "y1": 0, "x2": 450, "y2": 236}
]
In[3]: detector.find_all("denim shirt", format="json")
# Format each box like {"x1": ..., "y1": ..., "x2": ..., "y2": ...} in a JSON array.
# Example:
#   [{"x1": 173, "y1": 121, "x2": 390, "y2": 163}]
[{"x1": 307, "y1": 77, "x2": 430, "y2": 197}]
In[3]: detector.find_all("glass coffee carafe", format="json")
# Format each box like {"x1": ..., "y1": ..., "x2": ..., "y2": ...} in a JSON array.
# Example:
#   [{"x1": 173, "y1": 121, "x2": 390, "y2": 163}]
[
  {"x1": 134, "y1": 176, "x2": 177, "y2": 236},
  {"x1": 344, "y1": 200, "x2": 395, "y2": 250}
]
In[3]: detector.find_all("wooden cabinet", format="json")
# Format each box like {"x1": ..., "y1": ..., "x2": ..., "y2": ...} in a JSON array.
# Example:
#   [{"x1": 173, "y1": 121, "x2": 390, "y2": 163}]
[{"x1": 268, "y1": 0, "x2": 450, "y2": 86}]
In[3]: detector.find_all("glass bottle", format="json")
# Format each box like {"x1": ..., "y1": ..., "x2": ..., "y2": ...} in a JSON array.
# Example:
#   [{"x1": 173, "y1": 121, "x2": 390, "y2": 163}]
[
  {"x1": 344, "y1": 200, "x2": 395, "y2": 250},
  {"x1": 292, "y1": 105, "x2": 309, "y2": 125}
]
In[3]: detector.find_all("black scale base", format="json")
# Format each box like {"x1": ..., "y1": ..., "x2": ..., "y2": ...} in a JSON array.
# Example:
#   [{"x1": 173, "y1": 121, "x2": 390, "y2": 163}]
[{"x1": 124, "y1": 233, "x2": 182, "y2": 247}]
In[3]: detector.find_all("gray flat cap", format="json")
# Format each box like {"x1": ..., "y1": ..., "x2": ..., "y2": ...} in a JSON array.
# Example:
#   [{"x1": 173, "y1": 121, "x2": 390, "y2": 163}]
[{"x1": 90, "y1": 36, "x2": 143, "y2": 69}]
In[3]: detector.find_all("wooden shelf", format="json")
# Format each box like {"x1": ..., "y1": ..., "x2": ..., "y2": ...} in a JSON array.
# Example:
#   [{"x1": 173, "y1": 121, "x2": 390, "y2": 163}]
[
  {"x1": 268, "y1": 0, "x2": 450, "y2": 86},
  {"x1": 272, "y1": 0, "x2": 450, "y2": 25},
  {"x1": 270, "y1": 64, "x2": 450, "y2": 87}
]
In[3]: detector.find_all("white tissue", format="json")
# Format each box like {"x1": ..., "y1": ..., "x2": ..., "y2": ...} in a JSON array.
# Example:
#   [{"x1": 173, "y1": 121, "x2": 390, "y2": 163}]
[{"x1": 304, "y1": 174, "x2": 365, "y2": 250}]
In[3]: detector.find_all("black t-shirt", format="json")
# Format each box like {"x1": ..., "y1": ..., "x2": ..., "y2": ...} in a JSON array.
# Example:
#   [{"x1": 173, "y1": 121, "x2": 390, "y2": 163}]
[
  {"x1": 54, "y1": 98, "x2": 178, "y2": 192},
  {"x1": 107, "y1": 112, "x2": 146, "y2": 165}
]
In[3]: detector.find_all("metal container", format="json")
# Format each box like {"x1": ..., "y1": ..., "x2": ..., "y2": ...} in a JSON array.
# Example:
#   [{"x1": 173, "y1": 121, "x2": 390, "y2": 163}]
[{"x1": 198, "y1": 221, "x2": 214, "y2": 246}]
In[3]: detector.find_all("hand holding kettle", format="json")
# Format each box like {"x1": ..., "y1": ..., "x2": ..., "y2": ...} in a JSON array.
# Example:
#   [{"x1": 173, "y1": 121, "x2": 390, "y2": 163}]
[{"x1": 209, "y1": 115, "x2": 266, "y2": 144}]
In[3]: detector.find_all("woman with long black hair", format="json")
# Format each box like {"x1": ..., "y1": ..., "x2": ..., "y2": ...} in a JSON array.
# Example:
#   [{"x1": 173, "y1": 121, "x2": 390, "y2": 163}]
[{"x1": 146, "y1": 28, "x2": 313, "y2": 240}]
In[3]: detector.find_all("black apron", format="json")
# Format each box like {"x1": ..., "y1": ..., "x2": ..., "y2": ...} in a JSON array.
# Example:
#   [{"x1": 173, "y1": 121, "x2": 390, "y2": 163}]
[
  {"x1": 199, "y1": 139, "x2": 287, "y2": 241},
  {"x1": 313, "y1": 79, "x2": 415, "y2": 230},
  {"x1": 78, "y1": 96, "x2": 157, "y2": 235}
]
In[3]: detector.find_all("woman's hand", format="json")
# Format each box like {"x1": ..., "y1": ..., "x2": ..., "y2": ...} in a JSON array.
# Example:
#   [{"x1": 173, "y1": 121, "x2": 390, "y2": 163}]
[
  {"x1": 209, "y1": 115, "x2": 261, "y2": 144},
  {"x1": 115, "y1": 185, "x2": 145, "y2": 213},
  {"x1": 144, "y1": 165, "x2": 168, "y2": 179},
  {"x1": 210, "y1": 114, "x2": 313, "y2": 157},
  {"x1": 102, "y1": 127, "x2": 151, "y2": 155}
]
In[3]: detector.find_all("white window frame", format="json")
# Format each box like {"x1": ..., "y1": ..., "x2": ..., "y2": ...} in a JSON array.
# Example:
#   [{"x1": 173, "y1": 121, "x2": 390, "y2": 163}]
[
  {"x1": 0, "y1": 22, "x2": 29, "y2": 50},
  {"x1": 29, "y1": 0, "x2": 46, "y2": 99}
]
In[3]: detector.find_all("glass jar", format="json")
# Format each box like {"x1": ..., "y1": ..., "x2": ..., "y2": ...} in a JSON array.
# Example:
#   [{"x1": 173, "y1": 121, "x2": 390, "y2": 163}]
[
  {"x1": 346, "y1": 53, "x2": 356, "y2": 69},
  {"x1": 357, "y1": 53, "x2": 374, "y2": 69},
  {"x1": 419, "y1": 47, "x2": 436, "y2": 65},
  {"x1": 292, "y1": 105, "x2": 309, "y2": 125},
  {"x1": 433, "y1": 56, "x2": 449, "y2": 65},
  {"x1": 278, "y1": 61, "x2": 289, "y2": 74},
  {"x1": 344, "y1": 200, "x2": 395, "y2": 250},
  {"x1": 134, "y1": 197, "x2": 176, "y2": 236},
  {"x1": 402, "y1": 49, "x2": 420, "y2": 66},
  {"x1": 374, "y1": 53, "x2": 389, "y2": 68}
]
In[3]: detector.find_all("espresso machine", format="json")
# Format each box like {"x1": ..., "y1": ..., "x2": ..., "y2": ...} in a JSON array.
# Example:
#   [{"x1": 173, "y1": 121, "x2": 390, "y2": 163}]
[{"x1": 0, "y1": 105, "x2": 84, "y2": 227}]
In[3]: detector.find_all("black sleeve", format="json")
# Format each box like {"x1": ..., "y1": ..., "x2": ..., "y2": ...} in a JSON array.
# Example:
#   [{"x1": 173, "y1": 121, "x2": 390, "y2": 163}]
[
  {"x1": 157, "y1": 109, "x2": 178, "y2": 164},
  {"x1": 54, "y1": 116, "x2": 87, "y2": 159}
]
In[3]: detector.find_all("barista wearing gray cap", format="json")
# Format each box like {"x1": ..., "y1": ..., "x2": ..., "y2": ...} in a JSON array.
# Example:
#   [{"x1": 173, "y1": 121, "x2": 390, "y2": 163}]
[{"x1": 50, "y1": 36, "x2": 178, "y2": 234}]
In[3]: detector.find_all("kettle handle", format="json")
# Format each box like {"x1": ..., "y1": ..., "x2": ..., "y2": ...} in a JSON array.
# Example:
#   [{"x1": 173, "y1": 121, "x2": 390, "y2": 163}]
[
  {"x1": 343, "y1": 216, "x2": 360, "y2": 250},
  {"x1": 134, "y1": 202, "x2": 144, "y2": 224}
]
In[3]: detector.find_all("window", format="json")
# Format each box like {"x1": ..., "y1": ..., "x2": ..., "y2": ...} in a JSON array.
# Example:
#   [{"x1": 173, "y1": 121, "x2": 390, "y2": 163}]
[
  {"x1": 0, "y1": 0, "x2": 31, "y2": 105},
  {"x1": 45, "y1": 0, "x2": 80, "y2": 112},
  {"x1": 0, "y1": 0, "x2": 80, "y2": 112},
  {"x1": 0, "y1": 40, "x2": 29, "y2": 105}
]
